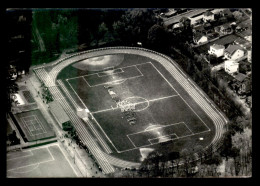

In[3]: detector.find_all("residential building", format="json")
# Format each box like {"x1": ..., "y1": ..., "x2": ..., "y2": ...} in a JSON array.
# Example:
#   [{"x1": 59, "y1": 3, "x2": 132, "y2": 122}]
[
  {"x1": 224, "y1": 44, "x2": 245, "y2": 60},
  {"x1": 203, "y1": 10, "x2": 214, "y2": 22},
  {"x1": 225, "y1": 60, "x2": 239, "y2": 74},
  {"x1": 219, "y1": 23, "x2": 232, "y2": 34},
  {"x1": 193, "y1": 33, "x2": 208, "y2": 45},
  {"x1": 247, "y1": 49, "x2": 252, "y2": 62},
  {"x1": 234, "y1": 37, "x2": 251, "y2": 50},
  {"x1": 208, "y1": 44, "x2": 225, "y2": 57}
]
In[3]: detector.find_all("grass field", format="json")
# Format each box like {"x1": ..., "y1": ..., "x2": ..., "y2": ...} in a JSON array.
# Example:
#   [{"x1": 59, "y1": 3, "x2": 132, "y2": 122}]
[
  {"x1": 56, "y1": 53, "x2": 215, "y2": 162},
  {"x1": 14, "y1": 109, "x2": 55, "y2": 142},
  {"x1": 7, "y1": 143, "x2": 78, "y2": 177}
]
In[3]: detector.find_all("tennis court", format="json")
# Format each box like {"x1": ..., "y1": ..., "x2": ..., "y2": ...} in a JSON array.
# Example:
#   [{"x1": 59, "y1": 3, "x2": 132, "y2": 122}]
[{"x1": 14, "y1": 109, "x2": 55, "y2": 141}]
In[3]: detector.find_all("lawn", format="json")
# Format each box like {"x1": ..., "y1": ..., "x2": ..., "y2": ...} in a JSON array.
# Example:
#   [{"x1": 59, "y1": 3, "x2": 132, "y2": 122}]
[{"x1": 56, "y1": 54, "x2": 215, "y2": 162}]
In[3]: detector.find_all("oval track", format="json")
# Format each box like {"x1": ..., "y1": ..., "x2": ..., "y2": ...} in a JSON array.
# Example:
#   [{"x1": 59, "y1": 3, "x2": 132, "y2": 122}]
[{"x1": 33, "y1": 47, "x2": 227, "y2": 173}]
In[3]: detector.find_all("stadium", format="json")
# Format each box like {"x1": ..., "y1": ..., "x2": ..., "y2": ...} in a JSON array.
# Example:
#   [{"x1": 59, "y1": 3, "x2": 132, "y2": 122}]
[{"x1": 32, "y1": 47, "x2": 227, "y2": 174}]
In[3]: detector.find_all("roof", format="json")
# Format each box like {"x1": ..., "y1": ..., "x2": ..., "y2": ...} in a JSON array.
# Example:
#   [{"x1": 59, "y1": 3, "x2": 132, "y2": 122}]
[
  {"x1": 234, "y1": 37, "x2": 247, "y2": 45},
  {"x1": 221, "y1": 23, "x2": 231, "y2": 29},
  {"x1": 233, "y1": 73, "x2": 247, "y2": 82},
  {"x1": 194, "y1": 32, "x2": 206, "y2": 41},
  {"x1": 225, "y1": 44, "x2": 244, "y2": 55},
  {"x1": 180, "y1": 16, "x2": 190, "y2": 22},
  {"x1": 211, "y1": 44, "x2": 225, "y2": 50},
  {"x1": 193, "y1": 25, "x2": 206, "y2": 32},
  {"x1": 49, "y1": 101, "x2": 70, "y2": 124},
  {"x1": 221, "y1": 9, "x2": 232, "y2": 15},
  {"x1": 204, "y1": 10, "x2": 214, "y2": 16},
  {"x1": 163, "y1": 9, "x2": 208, "y2": 26}
]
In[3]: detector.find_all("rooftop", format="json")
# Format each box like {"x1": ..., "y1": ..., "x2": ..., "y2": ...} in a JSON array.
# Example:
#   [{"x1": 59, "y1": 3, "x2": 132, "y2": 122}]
[
  {"x1": 49, "y1": 101, "x2": 70, "y2": 124},
  {"x1": 194, "y1": 32, "x2": 207, "y2": 41},
  {"x1": 233, "y1": 73, "x2": 247, "y2": 82},
  {"x1": 204, "y1": 10, "x2": 214, "y2": 16},
  {"x1": 211, "y1": 44, "x2": 225, "y2": 50},
  {"x1": 225, "y1": 44, "x2": 244, "y2": 55}
]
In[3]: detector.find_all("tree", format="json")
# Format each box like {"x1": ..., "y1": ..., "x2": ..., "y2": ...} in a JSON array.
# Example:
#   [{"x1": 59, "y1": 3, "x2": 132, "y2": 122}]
[
  {"x1": 113, "y1": 8, "x2": 160, "y2": 46},
  {"x1": 147, "y1": 24, "x2": 169, "y2": 52}
]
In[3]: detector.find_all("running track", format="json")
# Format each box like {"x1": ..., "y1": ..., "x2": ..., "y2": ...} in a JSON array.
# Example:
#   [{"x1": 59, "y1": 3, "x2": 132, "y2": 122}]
[{"x1": 33, "y1": 47, "x2": 227, "y2": 174}]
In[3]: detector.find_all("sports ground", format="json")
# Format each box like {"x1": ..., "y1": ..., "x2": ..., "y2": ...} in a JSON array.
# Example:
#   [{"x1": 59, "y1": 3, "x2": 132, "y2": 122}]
[
  {"x1": 13, "y1": 109, "x2": 55, "y2": 142},
  {"x1": 7, "y1": 143, "x2": 78, "y2": 177},
  {"x1": 33, "y1": 47, "x2": 226, "y2": 173}
]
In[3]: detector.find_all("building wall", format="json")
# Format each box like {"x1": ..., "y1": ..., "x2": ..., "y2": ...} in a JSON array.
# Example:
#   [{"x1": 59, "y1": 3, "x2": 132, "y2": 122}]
[
  {"x1": 194, "y1": 36, "x2": 208, "y2": 44},
  {"x1": 203, "y1": 14, "x2": 214, "y2": 22},
  {"x1": 230, "y1": 49, "x2": 244, "y2": 60},
  {"x1": 208, "y1": 46, "x2": 224, "y2": 57},
  {"x1": 224, "y1": 49, "x2": 244, "y2": 60},
  {"x1": 225, "y1": 60, "x2": 239, "y2": 74}
]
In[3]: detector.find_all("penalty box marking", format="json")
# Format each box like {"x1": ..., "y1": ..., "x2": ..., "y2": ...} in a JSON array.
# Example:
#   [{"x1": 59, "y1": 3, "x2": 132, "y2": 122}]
[
  {"x1": 7, "y1": 146, "x2": 55, "y2": 172},
  {"x1": 148, "y1": 133, "x2": 179, "y2": 144},
  {"x1": 119, "y1": 128, "x2": 211, "y2": 154},
  {"x1": 127, "y1": 122, "x2": 191, "y2": 148},
  {"x1": 97, "y1": 68, "x2": 124, "y2": 77},
  {"x1": 66, "y1": 62, "x2": 150, "y2": 87}
]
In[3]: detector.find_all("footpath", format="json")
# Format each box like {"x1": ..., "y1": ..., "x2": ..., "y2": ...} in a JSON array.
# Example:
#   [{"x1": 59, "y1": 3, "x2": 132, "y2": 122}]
[{"x1": 9, "y1": 70, "x2": 106, "y2": 178}]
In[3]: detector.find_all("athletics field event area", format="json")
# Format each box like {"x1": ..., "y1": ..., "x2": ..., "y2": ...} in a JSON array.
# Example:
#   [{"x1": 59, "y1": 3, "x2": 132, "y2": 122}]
[{"x1": 33, "y1": 47, "x2": 226, "y2": 174}]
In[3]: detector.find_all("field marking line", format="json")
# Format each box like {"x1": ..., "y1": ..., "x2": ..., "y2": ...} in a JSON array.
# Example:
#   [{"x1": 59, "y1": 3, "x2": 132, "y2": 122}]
[
  {"x1": 34, "y1": 115, "x2": 48, "y2": 134},
  {"x1": 57, "y1": 144, "x2": 80, "y2": 177},
  {"x1": 7, "y1": 148, "x2": 55, "y2": 172},
  {"x1": 148, "y1": 133, "x2": 178, "y2": 145},
  {"x1": 148, "y1": 62, "x2": 180, "y2": 96},
  {"x1": 118, "y1": 128, "x2": 211, "y2": 153},
  {"x1": 126, "y1": 135, "x2": 137, "y2": 148},
  {"x1": 97, "y1": 68, "x2": 124, "y2": 77},
  {"x1": 148, "y1": 95, "x2": 179, "y2": 102},
  {"x1": 149, "y1": 62, "x2": 211, "y2": 131},
  {"x1": 8, "y1": 164, "x2": 40, "y2": 174},
  {"x1": 7, "y1": 159, "x2": 54, "y2": 172},
  {"x1": 134, "y1": 65, "x2": 144, "y2": 77},
  {"x1": 7, "y1": 151, "x2": 34, "y2": 161},
  {"x1": 66, "y1": 61, "x2": 151, "y2": 81},
  {"x1": 47, "y1": 146, "x2": 55, "y2": 161},
  {"x1": 91, "y1": 94, "x2": 178, "y2": 114},
  {"x1": 66, "y1": 79, "x2": 89, "y2": 108},
  {"x1": 85, "y1": 75, "x2": 144, "y2": 88},
  {"x1": 21, "y1": 117, "x2": 34, "y2": 136},
  {"x1": 127, "y1": 122, "x2": 185, "y2": 136},
  {"x1": 183, "y1": 122, "x2": 194, "y2": 135},
  {"x1": 57, "y1": 80, "x2": 81, "y2": 110},
  {"x1": 148, "y1": 133, "x2": 178, "y2": 141},
  {"x1": 90, "y1": 112, "x2": 121, "y2": 153},
  {"x1": 21, "y1": 115, "x2": 37, "y2": 121}
]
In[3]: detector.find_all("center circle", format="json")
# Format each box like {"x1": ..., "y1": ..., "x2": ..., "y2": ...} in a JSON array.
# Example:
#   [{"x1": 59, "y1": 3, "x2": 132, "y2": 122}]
[{"x1": 121, "y1": 97, "x2": 149, "y2": 112}]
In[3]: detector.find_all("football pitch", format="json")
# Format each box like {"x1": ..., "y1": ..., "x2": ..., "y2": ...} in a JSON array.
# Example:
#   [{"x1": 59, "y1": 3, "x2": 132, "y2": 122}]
[{"x1": 58, "y1": 56, "x2": 214, "y2": 156}]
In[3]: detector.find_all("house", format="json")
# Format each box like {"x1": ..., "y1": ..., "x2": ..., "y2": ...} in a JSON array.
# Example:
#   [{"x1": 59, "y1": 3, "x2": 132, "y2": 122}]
[
  {"x1": 224, "y1": 44, "x2": 245, "y2": 60},
  {"x1": 247, "y1": 49, "x2": 252, "y2": 62},
  {"x1": 192, "y1": 25, "x2": 207, "y2": 34},
  {"x1": 234, "y1": 37, "x2": 252, "y2": 50},
  {"x1": 219, "y1": 23, "x2": 232, "y2": 34},
  {"x1": 208, "y1": 44, "x2": 225, "y2": 57},
  {"x1": 220, "y1": 9, "x2": 232, "y2": 17},
  {"x1": 193, "y1": 33, "x2": 208, "y2": 45},
  {"x1": 203, "y1": 10, "x2": 214, "y2": 22},
  {"x1": 180, "y1": 16, "x2": 191, "y2": 27},
  {"x1": 225, "y1": 60, "x2": 239, "y2": 74}
]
